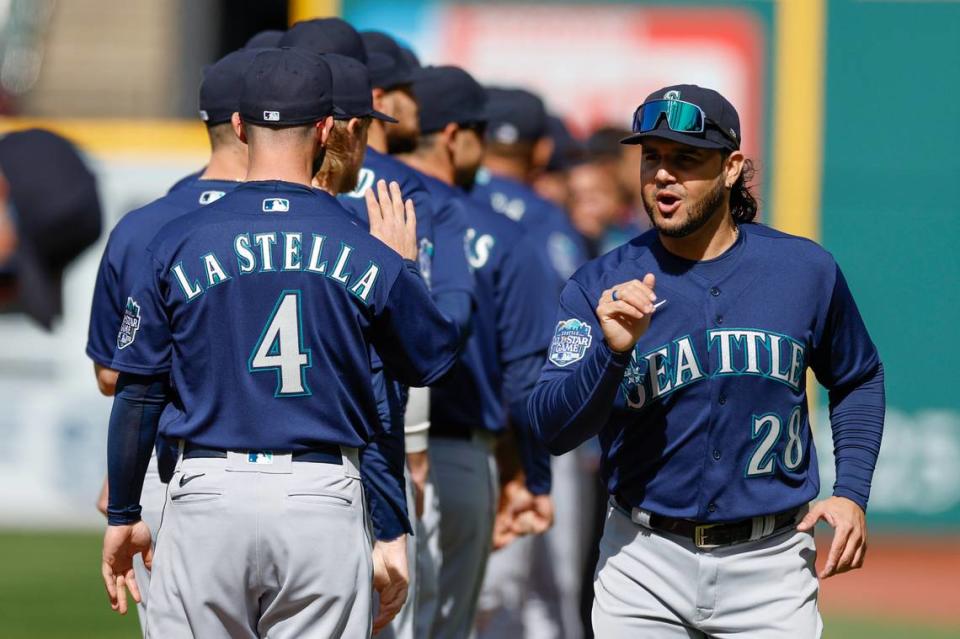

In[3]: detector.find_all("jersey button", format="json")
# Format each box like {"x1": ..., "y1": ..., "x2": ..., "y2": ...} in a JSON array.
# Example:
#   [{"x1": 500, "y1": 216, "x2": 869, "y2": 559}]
[
  {"x1": 716, "y1": 315, "x2": 724, "y2": 325},
  {"x1": 719, "y1": 395, "x2": 727, "y2": 405},
  {"x1": 712, "y1": 449, "x2": 721, "y2": 460},
  {"x1": 708, "y1": 503, "x2": 718, "y2": 513},
  {"x1": 710, "y1": 287, "x2": 721, "y2": 297}
]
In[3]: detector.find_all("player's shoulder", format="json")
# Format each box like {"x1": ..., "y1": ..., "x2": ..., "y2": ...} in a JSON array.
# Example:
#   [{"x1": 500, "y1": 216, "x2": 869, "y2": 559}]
[
  {"x1": 365, "y1": 148, "x2": 427, "y2": 192},
  {"x1": 569, "y1": 229, "x2": 659, "y2": 291},
  {"x1": 741, "y1": 222, "x2": 839, "y2": 273}
]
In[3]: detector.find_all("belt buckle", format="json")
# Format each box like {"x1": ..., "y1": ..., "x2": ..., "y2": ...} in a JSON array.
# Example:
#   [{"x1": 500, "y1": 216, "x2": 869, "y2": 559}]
[{"x1": 694, "y1": 523, "x2": 721, "y2": 549}]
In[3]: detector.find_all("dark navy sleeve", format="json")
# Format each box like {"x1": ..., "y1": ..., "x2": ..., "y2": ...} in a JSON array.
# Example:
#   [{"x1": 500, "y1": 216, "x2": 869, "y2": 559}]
[
  {"x1": 371, "y1": 261, "x2": 461, "y2": 387},
  {"x1": 430, "y1": 200, "x2": 475, "y2": 300},
  {"x1": 498, "y1": 234, "x2": 556, "y2": 493},
  {"x1": 110, "y1": 252, "x2": 173, "y2": 375},
  {"x1": 810, "y1": 265, "x2": 885, "y2": 510},
  {"x1": 360, "y1": 378, "x2": 412, "y2": 539},
  {"x1": 528, "y1": 279, "x2": 632, "y2": 455},
  {"x1": 505, "y1": 352, "x2": 552, "y2": 494},
  {"x1": 107, "y1": 372, "x2": 170, "y2": 525},
  {"x1": 86, "y1": 239, "x2": 122, "y2": 367}
]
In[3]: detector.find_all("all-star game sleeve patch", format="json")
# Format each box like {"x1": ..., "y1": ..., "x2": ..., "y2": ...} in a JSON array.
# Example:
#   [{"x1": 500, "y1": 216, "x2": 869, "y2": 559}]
[
  {"x1": 117, "y1": 297, "x2": 142, "y2": 350},
  {"x1": 548, "y1": 318, "x2": 593, "y2": 367}
]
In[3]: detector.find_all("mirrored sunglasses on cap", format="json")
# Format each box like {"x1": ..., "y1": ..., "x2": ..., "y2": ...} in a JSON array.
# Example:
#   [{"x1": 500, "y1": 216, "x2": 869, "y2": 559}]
[{"x1": 631, "y1": 99, "x2": 737, "y2": 146}]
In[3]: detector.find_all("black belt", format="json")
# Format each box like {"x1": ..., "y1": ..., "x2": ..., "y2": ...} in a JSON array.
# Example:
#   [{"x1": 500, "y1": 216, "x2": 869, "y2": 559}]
[
  {"x1": 182, "y1": 443, "x2": 342, "y2": 465},
  {"x1": 429, "y1": 422, "x2": 475, "y2": 440},
  {"x1": 616, "y1": 495, "x2": 800, "y2": 548}
]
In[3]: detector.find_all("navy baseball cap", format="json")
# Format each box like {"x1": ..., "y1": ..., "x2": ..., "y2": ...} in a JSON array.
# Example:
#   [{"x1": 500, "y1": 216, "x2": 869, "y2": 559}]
[
  {"x1": 621, "y1": 84, "x2": 740, "y2": 150},
  {"x1": 245, "y1": 29, "x2": 284, "y2": 49},
  {"x1": 545, "y1": 115, "x2": 585, "y2": 172},
  {"x1": 412, "y1": 66, "x2": 487, "y2": 134},
  {"x1": 484, "y1": 87, "x2": 549, "y2": 145},
  {"x1": 0, "y1": 129, "x2": 101, "y2": 328},
  {"x1": 239, "y1": 48, "x2": 334, "y2": 126},
  {"x1": 360, "y1": 31, "x2": 416, "y2": 89},
  {"x1": 279, "y1": 18, "x2": 368, "y2": 64},
  {"x1": 199, "y1": 48, "x2": 263, "y2": 126},
  {"x1": 399, "y1": 46, "x2": 421, "y2": 70},
  {"x1": 323, "y1": 53, "x2": 397, "y2": 123}
]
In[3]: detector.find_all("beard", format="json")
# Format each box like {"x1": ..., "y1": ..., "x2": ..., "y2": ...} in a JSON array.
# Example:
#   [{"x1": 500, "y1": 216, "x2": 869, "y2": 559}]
[
  {"x1": 643, "y1": 176, "x2": 726, "y2": 238},
  {"x1": 386, "y1": 126, "x2": 418, "y2": 154},
  {"x1": 453, "y1": 164, "x2": 480, "y2": 191}
]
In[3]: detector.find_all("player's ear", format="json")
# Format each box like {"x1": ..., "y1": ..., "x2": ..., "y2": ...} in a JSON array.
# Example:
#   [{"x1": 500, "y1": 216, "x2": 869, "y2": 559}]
[
  {"x1": 371, "y1": 87, "x2": 387, "y2": 112},
  {"x1": 346, "y1": 117, "x2": 360, "y2": 135},
  {"x1": 532, "y1": 136, "x2": 554, "y2": 172},
  {"x1": 442, "y1": 122, "x2": 459, "y2": 152},
  {"x1": 231, "y1": 113, "x2": 247, "y2": 144},
  {"x1": 318, "y1": 116, "x2": 335, "y2": 147},
  {"x1": 723, "y1": 150, "x2": 745, "y2": 188}
]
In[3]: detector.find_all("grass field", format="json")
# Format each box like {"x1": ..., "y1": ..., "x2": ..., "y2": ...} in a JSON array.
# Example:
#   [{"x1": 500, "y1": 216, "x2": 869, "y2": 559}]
[{"x1": 1, "y1": 531, "x2": 957, "y2": 638}]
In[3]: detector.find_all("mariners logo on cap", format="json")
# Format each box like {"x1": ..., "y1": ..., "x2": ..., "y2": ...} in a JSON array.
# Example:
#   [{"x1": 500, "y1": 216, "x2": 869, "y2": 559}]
[
  {"x1": 117, "y1": 297, "x2": 141, "y2": 350},
  {"x1": 548, "y1": 318, "x2": 593, "y2": 367},
  {"x1": 664, "y1": 90, "x2": 681, "y2": 100},
  {"x1": 262, "y1": 198, "x2": 290, "y2": 212}
]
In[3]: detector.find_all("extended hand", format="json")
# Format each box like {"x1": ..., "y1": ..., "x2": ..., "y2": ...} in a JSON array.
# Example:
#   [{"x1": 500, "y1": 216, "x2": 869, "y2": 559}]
[
  {"x1": 513, "y1": 493, "x2": 555, "y2": 536},
  {"x1": 597, "y1": 274, "x2": 658, "y2": 353},
  {"x1": 796, "y1": 496, "x2": 867, "y2": 578},
  {"x1": 372, "y1": 535, "x2": 409, "y2": 634},
  {"x1": 366, "y1": 179, "x2": 417, "y2": 261},
  {"x1": 101, "y1": 521, "x2": 152, "y2": 614}
]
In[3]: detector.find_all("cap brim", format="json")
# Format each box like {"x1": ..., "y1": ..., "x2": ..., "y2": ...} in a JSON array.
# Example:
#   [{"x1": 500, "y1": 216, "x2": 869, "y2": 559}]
[
  {"x1": 371, "y1": 109, "x2": 398, "y2": 124},
  {"x1": 620, "y1": 128, "x2": 727, "y2": 149}
]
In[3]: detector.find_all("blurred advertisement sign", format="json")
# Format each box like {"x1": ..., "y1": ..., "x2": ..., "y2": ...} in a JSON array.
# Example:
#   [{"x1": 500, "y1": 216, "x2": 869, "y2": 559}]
[{"x1": 436, "y1": 5, "x2": 765, "y2": 158}]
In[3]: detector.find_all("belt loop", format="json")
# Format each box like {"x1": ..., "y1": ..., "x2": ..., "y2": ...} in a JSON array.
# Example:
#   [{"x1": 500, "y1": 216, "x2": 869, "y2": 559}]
[
  {"x1": 175, "y1": 439, "x2": 185, "y2": 472},
  {"x1": 340, "y1": 447, "x2": 360, "y2": 479},
  {"x1": 631, "y1": 507, "x2": 652, "y2": 528}
]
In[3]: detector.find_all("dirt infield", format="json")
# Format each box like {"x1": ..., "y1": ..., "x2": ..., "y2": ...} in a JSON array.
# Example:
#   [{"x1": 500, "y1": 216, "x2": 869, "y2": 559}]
[{"x1": 817, "y1": 534, "x2": 960, "y2": 625}]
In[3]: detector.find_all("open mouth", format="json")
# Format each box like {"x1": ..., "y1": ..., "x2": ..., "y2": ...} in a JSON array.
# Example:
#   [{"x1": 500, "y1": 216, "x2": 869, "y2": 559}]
[{"x1": 655, "y1": 191, "x2": 682, "y2": 215}]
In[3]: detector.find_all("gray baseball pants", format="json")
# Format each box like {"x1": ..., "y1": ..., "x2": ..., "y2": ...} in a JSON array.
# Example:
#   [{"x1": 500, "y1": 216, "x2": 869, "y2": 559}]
[
  {"x1": 428, "y1": 435, "x2": 498, "y2": 639},
  {"x1": 145, "y1": 448, "x2": 372, "y2": 639},
  {"x1": 593, "y1": 500, "x2": 822, "y2": 638}
]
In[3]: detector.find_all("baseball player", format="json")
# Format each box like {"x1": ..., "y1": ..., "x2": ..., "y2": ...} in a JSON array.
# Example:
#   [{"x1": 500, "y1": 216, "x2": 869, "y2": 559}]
[
  {"x1": 86, "y1": 47, "x2": 254, "y2": 632},
  {"x1": 396, "y1": 65, "x2": 557, "y2": 639},
  {"x1": 100, "y1": 48, "x2": 460, "y2": 637},
  {"x1": 469, "y1": 87, "x2": 588, "y2": 290},
  {"x1": 283, "y1": 21, "x2": 475, "y2": 639},
  {"x1": 469, "y1": 88, "x2": 591, "y2": 639},
  {"x1": 528, "y1": 84, "x2": 885, "y2": 637}
]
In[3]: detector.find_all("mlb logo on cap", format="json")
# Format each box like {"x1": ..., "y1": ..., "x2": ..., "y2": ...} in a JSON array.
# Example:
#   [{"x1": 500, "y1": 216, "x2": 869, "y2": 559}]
[
  {"x1": 263, "y1": 111, "x2": 280, "y2": 121},
  {"x1": 262, "y1": 198, "x2": 290, "y2": 212}
]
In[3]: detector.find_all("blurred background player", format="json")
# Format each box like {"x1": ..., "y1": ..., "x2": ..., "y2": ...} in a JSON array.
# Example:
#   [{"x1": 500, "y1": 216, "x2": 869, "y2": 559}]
[
  {"x1": 532, "y1": 114, "x2": 584, "y2": 211},
  {"x1": 85, "y1": 47, "x2": 253, "y2": 633},
  {"x1": 0, "y1": 129, "x2": 101, "y2": 329},
  {"x1": 397, "y1": 64, "x2": 557, "y2": 639}
]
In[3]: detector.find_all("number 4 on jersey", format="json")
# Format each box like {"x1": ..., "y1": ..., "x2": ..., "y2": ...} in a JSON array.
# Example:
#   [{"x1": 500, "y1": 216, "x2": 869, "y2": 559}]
[{"x1": 249, "y1": 290, "x2": 312, "y2": 397}]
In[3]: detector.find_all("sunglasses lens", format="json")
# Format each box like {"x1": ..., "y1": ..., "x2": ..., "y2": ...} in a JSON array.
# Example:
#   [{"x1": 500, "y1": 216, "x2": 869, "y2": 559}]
[{"x1": 633, "y1": 100, "x2": 705, "y2": 134}]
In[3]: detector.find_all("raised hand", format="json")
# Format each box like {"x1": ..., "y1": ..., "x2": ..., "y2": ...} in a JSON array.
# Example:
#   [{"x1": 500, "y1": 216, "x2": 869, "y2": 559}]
[
  {"x1": 597, "y1": 273, "x2": 658, "y2": 353},
  {"x1": 366, "y1": 179, "x2": 417, "y2": 261}
]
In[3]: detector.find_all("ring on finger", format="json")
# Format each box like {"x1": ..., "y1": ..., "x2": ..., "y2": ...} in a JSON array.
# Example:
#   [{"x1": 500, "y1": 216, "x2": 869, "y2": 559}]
[{"x1": 611, "y1": 289, "x2": 618, "y2": 301}]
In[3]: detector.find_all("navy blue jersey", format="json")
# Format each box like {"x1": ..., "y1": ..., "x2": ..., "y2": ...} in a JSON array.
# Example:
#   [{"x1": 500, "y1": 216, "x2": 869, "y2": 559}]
[
  {"x1": 338, "y1": 147, "x2": 436, "y2": 286},
  {"x1": 471, "y1": 169, "x2": 588, "y2": 292},
  {"x1": 425, "y1": 175, "x2": 553, "y2": 432},
  {"x1": 530, "y1": 224, "x2": 884, "y2": 521},
  {"x1": 87, "y1": 177, "x2": 239, "y2": 367},
  {"x1": 110, "y1": 180, "x2": 459, "y2": 451},
  {"x1": 167, "y1": 169, "x2": 206, "y2": 194}
]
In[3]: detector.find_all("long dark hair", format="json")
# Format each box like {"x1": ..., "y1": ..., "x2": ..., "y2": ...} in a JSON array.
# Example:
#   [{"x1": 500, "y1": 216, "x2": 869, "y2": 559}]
[{"x1": 729, "y1": 156, "x2": 759, "y2": 223}]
